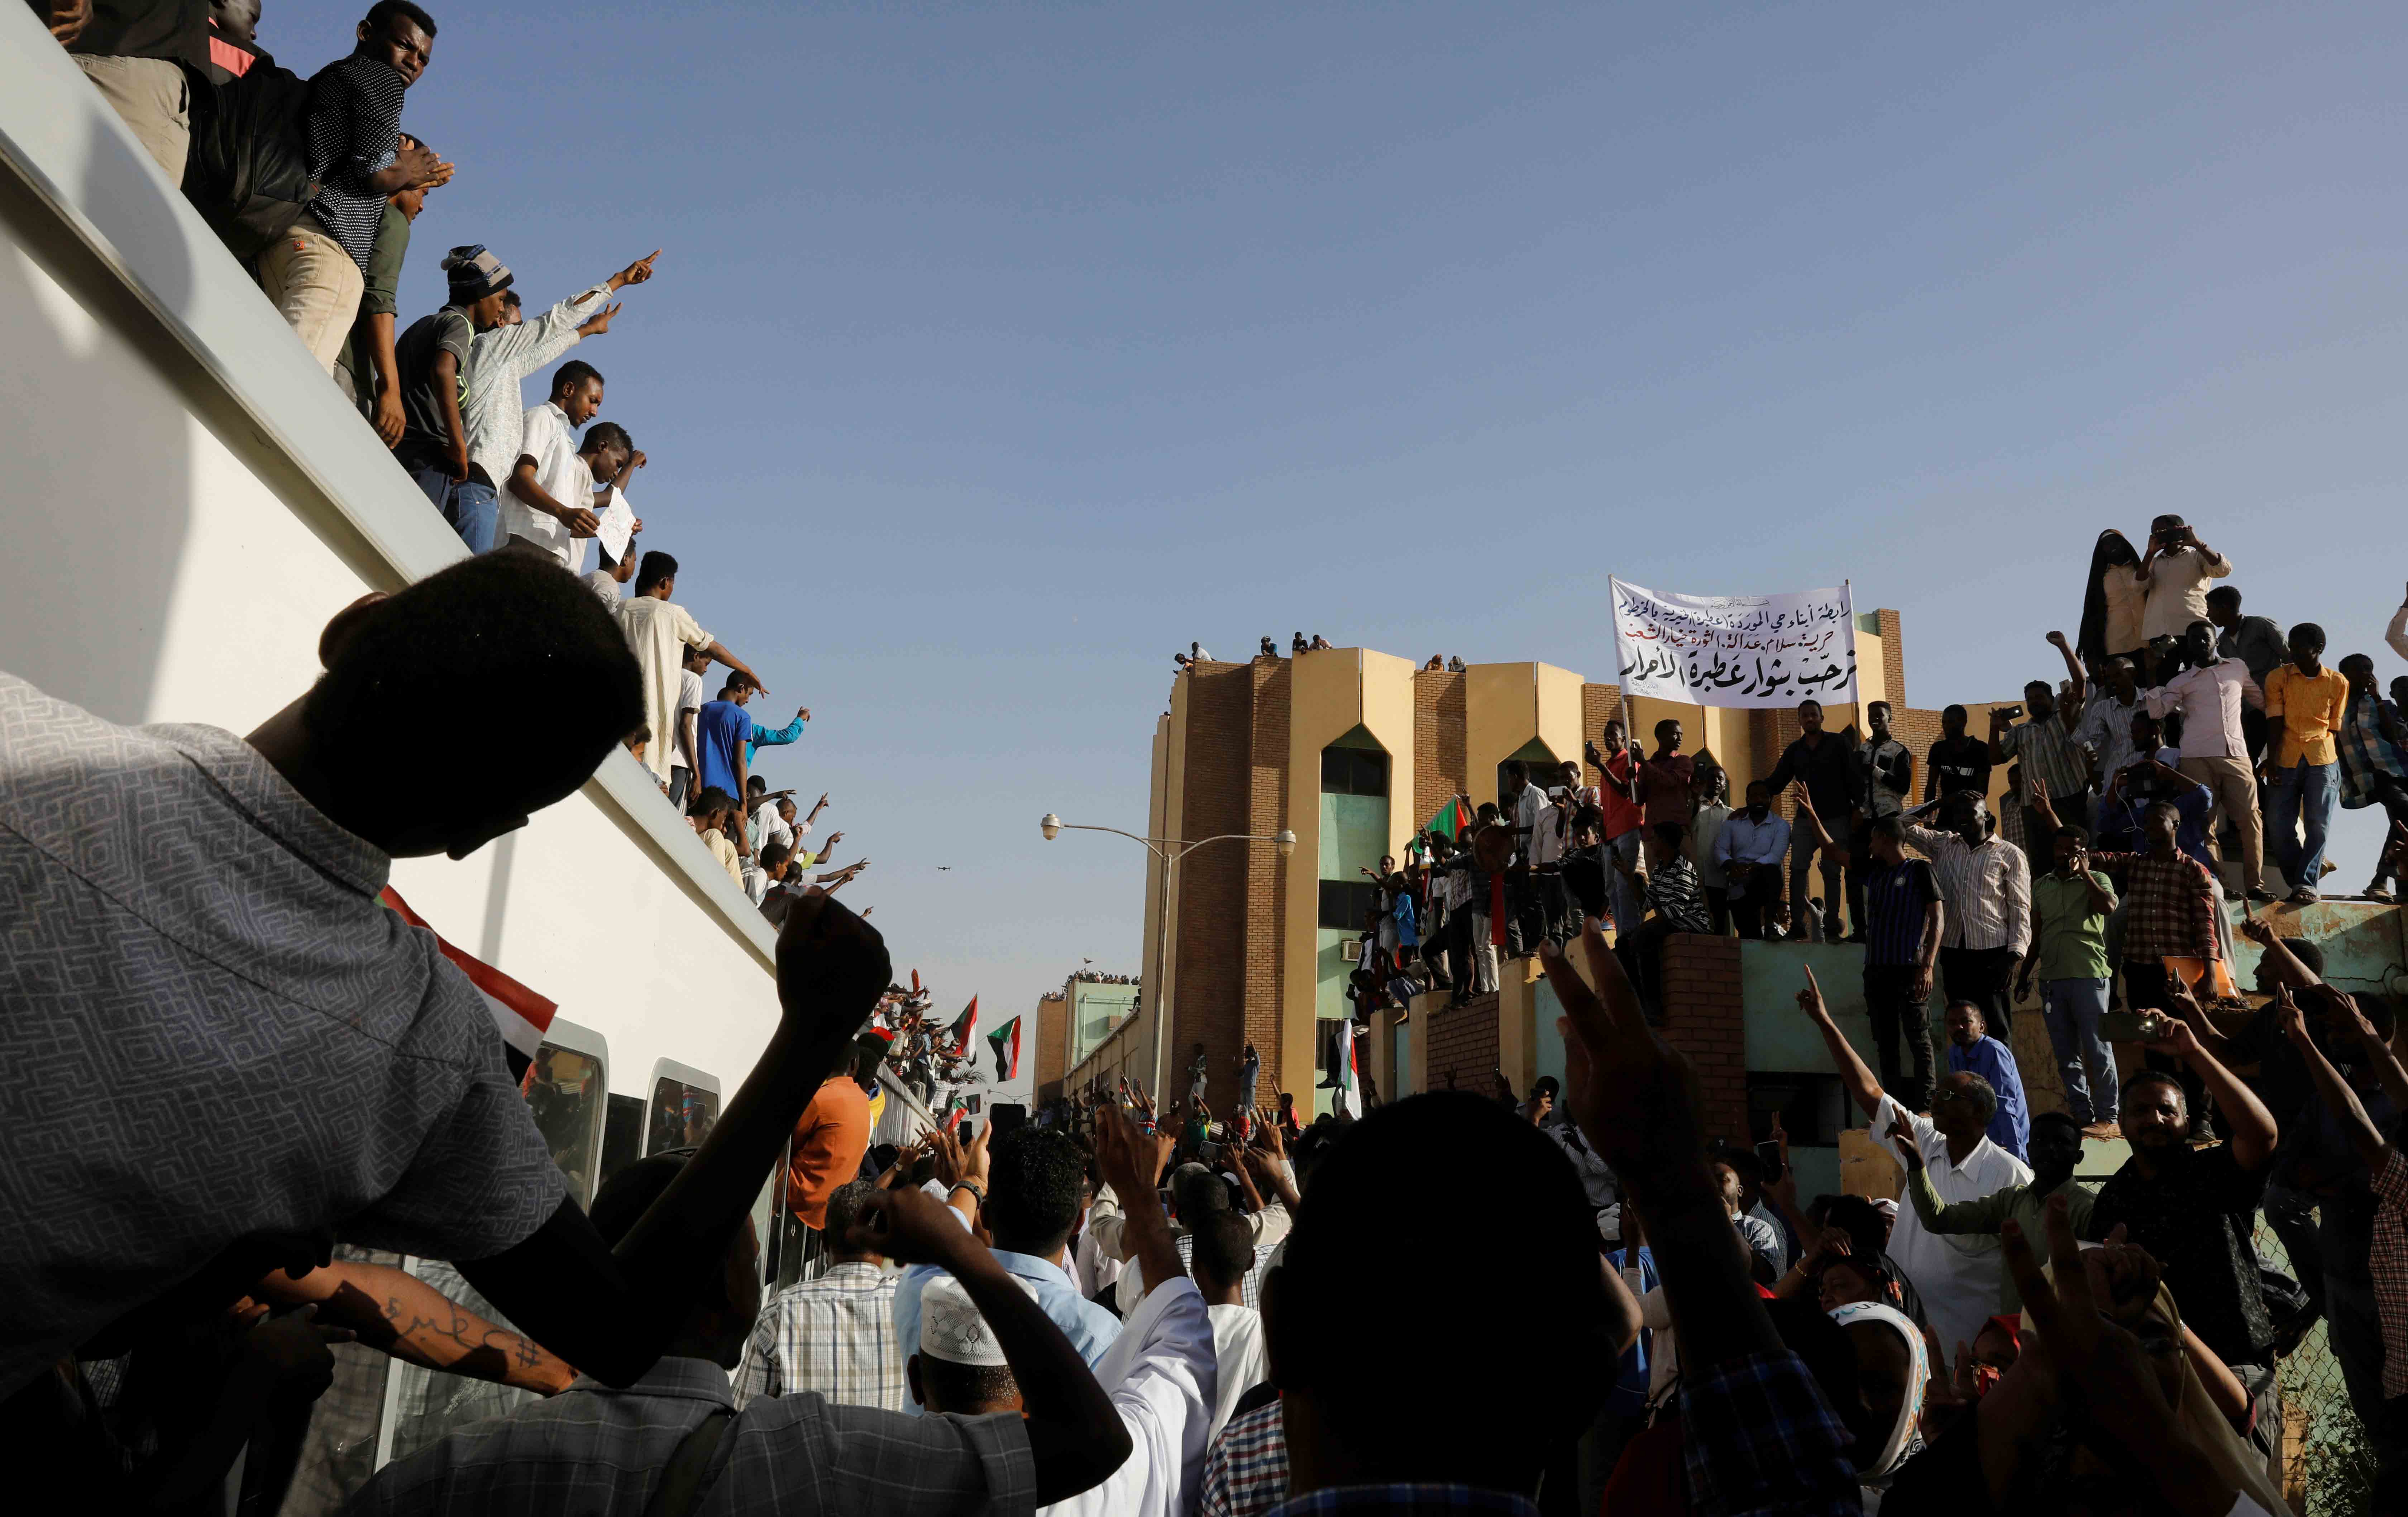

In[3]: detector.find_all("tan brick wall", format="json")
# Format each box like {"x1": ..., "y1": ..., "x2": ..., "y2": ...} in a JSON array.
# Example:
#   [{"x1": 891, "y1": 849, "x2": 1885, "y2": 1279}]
[
  {"x1": 1660, "y1": 934, "x2": 1748, "y2": 1144},
  {"x1": 1243, "y1": 662, "x2": 1291, "y2": 1098},
  {"x1": 1579, "y1": 684, "x2": 1623, "y2": 787},
  {"x1": 1035, "y1": 992, "x2": 1068, "y2": 1103},
  {"x1": 1424, "y1": 996, "x2": 1502, "y2": 1094},
  {"x1": 1414, "y1": 670, "x2": 1467, "y2": 824},
  {"x1": 1172, "y1": 664, "x2": 1254, "y2": 1103},
  {"x1": 1878, "y1": 608, "x2": 1906, "y2": 710}
]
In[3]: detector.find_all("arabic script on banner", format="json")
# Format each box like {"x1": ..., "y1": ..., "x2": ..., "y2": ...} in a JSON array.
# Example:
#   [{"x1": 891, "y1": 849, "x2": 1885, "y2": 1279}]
[{"x1": 1611, "y1": 578, "x2": 1858, "y2": 709}]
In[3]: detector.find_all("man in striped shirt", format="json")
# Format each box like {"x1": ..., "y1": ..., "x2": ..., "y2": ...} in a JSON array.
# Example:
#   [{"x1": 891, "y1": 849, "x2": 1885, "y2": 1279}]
[
  {"x1": 735, "y1": 1180, "x2": 906, "y2": 1411},
  {"x1": 1902, "y1": 791, "x2": 2031, "y2": 1039},
  {"x1": 262, "y1": 3, "x2": 445, "y2": 372},
  {"x1": 1990, "y1": 631, "x2": 2092, "y2": 871},
  {"x1": 1790, "y1": 789, "x2": 1944, "y2": 1110}
]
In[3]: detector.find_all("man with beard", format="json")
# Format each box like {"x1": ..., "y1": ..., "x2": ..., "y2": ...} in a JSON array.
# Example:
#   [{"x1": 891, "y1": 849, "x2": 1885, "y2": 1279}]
[{"x1": 2089, "y1": 1016, "x2": 2280, "y2": 1465}]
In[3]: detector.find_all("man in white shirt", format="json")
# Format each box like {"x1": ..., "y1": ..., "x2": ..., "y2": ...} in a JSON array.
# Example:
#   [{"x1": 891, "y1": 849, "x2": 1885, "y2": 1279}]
[
  {"x1": 461, "y1": 252, "x2": 659, "y2": 503},
  {"x1": 1797, "y1": 966, "x2": 2033, "y2": 1354},
  {"x1": 2134, "y1": 513, "x2": 2235, "y2": 649},
  {"x1": 918, "y1": 1106, "x2": 1213, "y2": 1517},
  {"x1": 582, "y1": 539, "x2": 636, "y2": 608},
  {"x1": 1190, "y1": 1211, "x2": 1268, "y2": 1442},
  {"x1": 501, "y1": 362, "x2": 609, "y2": 562},
  {"x1": 615, "y1": 550, "x2": 762, "y2": 791}
]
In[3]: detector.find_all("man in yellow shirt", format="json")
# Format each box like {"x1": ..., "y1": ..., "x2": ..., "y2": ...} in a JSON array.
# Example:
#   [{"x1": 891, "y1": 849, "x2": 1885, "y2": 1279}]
[{"x1": 2261, "y1": 621, "x2": 2349, "y2": 903}]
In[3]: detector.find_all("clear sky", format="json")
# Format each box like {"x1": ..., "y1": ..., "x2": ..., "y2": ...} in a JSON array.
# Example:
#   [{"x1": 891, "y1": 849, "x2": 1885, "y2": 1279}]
[{"x1": 275, "y1": 2, "x2": 2408, "y2": 1019}]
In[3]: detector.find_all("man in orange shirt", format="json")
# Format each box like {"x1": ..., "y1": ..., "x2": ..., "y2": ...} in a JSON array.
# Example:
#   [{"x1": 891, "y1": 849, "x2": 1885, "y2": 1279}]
[
  {"x1": 780, "y1": 1042, "x2": 880, "y2": 1278},
  {"x1": 2261, "y1": 621, "x2": 2350, "y2": 904}
]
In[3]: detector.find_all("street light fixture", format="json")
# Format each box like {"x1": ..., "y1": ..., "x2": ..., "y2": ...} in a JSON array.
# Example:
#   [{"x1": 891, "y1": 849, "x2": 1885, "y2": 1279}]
[{"x1": 1043, "y1": 815, "x2": 1297, "y2": 1097}]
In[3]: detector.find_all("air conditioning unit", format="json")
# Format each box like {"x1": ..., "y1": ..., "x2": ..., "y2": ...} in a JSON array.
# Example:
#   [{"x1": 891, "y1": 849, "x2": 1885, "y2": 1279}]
[{"x1": 1340, "y1": 940, "x2": 1362, "y2": 962}]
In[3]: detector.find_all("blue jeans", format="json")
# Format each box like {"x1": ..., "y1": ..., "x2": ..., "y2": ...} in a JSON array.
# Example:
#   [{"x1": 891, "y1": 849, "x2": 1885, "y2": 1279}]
[
  {"x1": 2268, "y1": 759, "x2": 2338, "y2": 894},
  {"x1": 407, "y1": 463, "x2": 501, "y2": 554},
  {"x1": 445, "y1": 480, "x2": 501, "y2": 554},
  {"x1": 2041, "y1": 977, "x2": 2115, "y2": 1124}
]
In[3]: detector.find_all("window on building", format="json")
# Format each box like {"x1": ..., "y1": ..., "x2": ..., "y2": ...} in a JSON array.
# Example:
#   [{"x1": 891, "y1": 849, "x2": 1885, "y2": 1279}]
[
  {"x1": 1319, "y1": 878, "x2": 1380, "y2": 930},
  {"x1": 1745, "y1": 1072, "x2": 1847, "y2": 1146},
  {"x1": 1320, "y1": 747, "x2": 1388, "y2": 797}
]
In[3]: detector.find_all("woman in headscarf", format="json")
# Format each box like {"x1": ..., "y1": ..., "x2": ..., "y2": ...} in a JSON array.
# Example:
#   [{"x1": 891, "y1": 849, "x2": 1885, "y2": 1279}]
[
  {"x1": 1827, "y1": 1300, "x2": 1929, "y2": 1511},
  {"x1": 2078, "y1": 530, "x2": 2147, "y2": 679}
]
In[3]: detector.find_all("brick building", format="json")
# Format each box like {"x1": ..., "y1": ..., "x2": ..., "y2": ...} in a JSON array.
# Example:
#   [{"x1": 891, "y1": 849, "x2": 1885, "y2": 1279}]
[{"x1": 1064, "y1": 609, "x2": 2035, "y2": 1118}]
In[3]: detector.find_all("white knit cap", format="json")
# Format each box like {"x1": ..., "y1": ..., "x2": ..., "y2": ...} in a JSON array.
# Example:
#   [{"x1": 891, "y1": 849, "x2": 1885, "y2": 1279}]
[{"x1": 919, "y1": 1273, "x2": 1038, "y2": 1366}]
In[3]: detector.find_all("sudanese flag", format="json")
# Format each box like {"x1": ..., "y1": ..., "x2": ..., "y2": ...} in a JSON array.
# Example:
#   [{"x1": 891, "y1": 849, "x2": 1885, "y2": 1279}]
[
  {"x1": 1427, "y1": 796, "x2": 1473, "y2": 841},
  {"x1": 946, "y1": 996, "x2": 979, "y2": 1054},
  {"x1": 987, "y1": 1017, "x2": 1022, "y2": 1083}
]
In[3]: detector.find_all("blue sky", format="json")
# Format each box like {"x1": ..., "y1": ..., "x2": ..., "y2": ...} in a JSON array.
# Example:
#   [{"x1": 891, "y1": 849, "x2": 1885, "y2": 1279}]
[{"x1": 275, "y1": 2, "x2": 2408, "y2": 1014}]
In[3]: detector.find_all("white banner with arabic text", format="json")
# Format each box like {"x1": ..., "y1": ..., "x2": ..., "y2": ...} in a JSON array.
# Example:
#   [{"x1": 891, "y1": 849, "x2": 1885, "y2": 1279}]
[{"x1": 1610, "y1": 578, "x2": 1858, "y2": 709}]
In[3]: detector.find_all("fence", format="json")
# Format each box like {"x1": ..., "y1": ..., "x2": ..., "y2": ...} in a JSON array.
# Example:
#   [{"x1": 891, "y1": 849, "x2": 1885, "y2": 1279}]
[{"x1": 2258, "y1": 1213, "x2": 2371, "y2": 1515}]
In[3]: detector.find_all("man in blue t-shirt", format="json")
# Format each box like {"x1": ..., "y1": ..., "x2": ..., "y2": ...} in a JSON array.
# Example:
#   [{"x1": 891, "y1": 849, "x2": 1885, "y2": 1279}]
[{"x1": 693, "y1": 679, "x2": 757, "y2": 801}]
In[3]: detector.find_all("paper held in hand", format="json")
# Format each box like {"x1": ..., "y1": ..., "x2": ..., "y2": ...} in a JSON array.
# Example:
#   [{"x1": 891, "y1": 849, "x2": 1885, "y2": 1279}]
[
  {"x1": 1610, "y1": 577, "x2": 1859, "y2": 709},
  {"x1": 596, "y1": 487, "x2": 636, "y2": 564}
]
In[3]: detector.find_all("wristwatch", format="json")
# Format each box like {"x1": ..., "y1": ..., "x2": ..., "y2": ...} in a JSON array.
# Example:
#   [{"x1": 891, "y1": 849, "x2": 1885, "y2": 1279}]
[{"x1": 949, "y1": 1180, "x2": 986, "y2": 1204}]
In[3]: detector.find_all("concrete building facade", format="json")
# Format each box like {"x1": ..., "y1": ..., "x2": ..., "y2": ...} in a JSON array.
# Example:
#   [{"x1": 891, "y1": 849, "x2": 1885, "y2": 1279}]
[{"x1": 1063, "y1": 608, "x2": 2062, "y2": 1116}]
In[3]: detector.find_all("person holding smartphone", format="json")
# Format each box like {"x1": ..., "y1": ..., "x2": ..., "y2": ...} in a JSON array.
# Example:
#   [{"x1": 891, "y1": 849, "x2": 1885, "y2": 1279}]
[
  {"x1": 2018, "y1": 811, "x2": 2122, "y2": 1138},
  {"x1": 2131, "y1": 513, "x2": 2235, "y2": 676}
]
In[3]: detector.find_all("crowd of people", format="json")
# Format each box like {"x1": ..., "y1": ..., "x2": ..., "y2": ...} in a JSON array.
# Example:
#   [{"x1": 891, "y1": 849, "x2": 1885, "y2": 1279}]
[
  {"x1": 41, "y1": 1, "x2": 885, "y2": 921},
  {"x1": 15, "y1": 22, "x2": 2408, "y2": 1497}
]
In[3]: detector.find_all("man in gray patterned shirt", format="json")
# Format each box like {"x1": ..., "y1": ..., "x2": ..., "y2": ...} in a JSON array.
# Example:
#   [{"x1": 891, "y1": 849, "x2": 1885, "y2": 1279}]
[{"x1": 0, "y1": 553, "x2": 889, "y2": 1412}]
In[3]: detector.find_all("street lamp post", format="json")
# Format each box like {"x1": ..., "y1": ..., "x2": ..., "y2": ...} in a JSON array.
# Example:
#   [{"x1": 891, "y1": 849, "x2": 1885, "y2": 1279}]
[{"x1": 1042, "y1": 814, "x2": 1296, "y2": 1101}]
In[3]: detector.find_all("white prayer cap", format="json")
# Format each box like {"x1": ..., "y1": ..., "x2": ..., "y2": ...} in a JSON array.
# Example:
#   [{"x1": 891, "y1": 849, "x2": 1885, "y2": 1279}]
[{"x1": 919, "y1": 1273, "x2": 1038, "y2": 1367}]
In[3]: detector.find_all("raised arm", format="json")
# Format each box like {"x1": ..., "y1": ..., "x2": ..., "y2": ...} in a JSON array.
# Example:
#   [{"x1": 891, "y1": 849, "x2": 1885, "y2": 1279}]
[
  {"x1": 457, "y1": 896, "x2": 890, "y2": 1388},
  {"x1": 2235, "y1": 913, "x2": 2321, "y2": 992},
  {"x1": 851, "y1": 1185, "x2": 1131, "y2": 1504},
  {"x1": 1797, "y1": 965, "x2": 1884, "y2": 1122},
  {"x1": 1784, "y1": 784, "x2": 1846, "y2": 864},
  {"x1": 2277, "y1": 988, "x2": 2391, "y2": 1173},
  {"x1": 2142, "y1": 1019, "x2": 2277, "y2": 1172},
  {"x1": 1538, "y1": 928, "x2": 1859, "y2": 1512},
  {"x1": 703, "y1": 641, "x2": 765, "y2": 695},
  {"x1": 2046, "y1": 630, "x2": 2087, "y2": 712},
  {"x1": 2338, "y1": 988, "x2": 2408, "y2": 1114}
]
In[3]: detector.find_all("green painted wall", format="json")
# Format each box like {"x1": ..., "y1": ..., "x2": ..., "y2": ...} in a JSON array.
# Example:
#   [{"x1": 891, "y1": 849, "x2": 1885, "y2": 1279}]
[
  {"x1": 1068, "y1": 983, "x2": 1141, "y2": 1068},
  {"x1": 1316, "y1": 927, "x2": 1354, "y2": 1022},
  {"x1": 1319, "y1": 792, "x2": 1390, "y2": 881},
  {"x1": 1317, "y1": 791, "x2": 1390, "y2": 1025}
]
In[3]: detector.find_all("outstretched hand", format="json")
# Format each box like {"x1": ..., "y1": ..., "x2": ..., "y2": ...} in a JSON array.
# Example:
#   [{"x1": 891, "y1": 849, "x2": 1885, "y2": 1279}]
[
  {"x1": 1538, "y1": 918, "x2": 1710, "y2": 1203},
  {"x1": 845, "y1": 1184, "x2": 974, "y2": 1267},
  {"x1": 773, "y1": 892, "x2": 892, "y2": 1048},
  {"x1": 2002, "y1": 1196, "x2": 2213, "y2": 1494}
]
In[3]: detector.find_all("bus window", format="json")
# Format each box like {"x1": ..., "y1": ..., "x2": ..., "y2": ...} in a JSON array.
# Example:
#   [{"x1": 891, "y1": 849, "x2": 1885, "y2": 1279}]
[
  {"x1": 648, "y1": 1075, "x2": 720, "y2": 1154},
  {"x1": 524, "y1": 1041, "x2": 603, "y2": 1206},
  {"x1": 600, "y1": 1093, "x2": 645, "y2": 1191}
]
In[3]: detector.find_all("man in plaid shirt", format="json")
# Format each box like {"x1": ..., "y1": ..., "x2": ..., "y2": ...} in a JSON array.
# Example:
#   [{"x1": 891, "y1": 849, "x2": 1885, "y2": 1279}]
[
  {"x1": 2034, "y1": 789, "x2": 2222, "y2": 1136},
  {"x1": 734, "y1": 1180, "x2": 905, "y2": 1411}
]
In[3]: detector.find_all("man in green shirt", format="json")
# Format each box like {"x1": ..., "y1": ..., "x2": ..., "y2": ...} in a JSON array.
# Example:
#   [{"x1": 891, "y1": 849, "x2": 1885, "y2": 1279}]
[
  {"x1": 2016, "y1": 811, "x2": 2121, "y2": 1135},
  {"x1": 1892, "y1": 1109, "x2": 2094, "y2": 1315}
]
